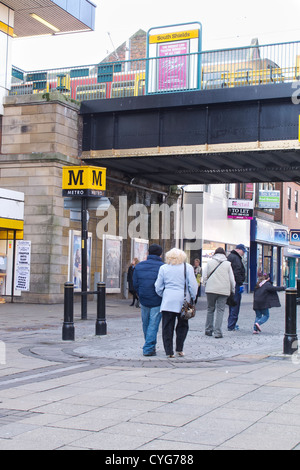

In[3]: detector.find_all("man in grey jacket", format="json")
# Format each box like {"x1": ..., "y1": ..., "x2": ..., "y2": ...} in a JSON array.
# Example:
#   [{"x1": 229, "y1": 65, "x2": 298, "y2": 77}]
[{"x1": 202, "y1": 248, "x2": 235, "y2": 338}]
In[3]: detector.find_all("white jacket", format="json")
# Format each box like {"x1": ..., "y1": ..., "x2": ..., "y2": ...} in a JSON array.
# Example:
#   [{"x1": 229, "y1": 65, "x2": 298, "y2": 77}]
[
  {"x1": 155, "y1": 263, "x2": 198, "y2": 314},
  {"x1": 202, "y1": 254, "x2": 235, "y2": 296}
]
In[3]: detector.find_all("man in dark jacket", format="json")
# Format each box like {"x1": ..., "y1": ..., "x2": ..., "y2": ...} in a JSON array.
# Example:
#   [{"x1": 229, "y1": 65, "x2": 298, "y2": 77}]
[
  {"x1": 133, "y1": 244, "x2": 164, "y2": 356},
  {"x1": 227, "y1": 244, "x2": 247, "y2": 331}
]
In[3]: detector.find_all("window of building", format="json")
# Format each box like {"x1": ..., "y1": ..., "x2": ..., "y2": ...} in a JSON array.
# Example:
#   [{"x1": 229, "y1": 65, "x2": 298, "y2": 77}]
[
  {"x1": 288, "y1": 187, "x2": 292, "y2": 210},
  {"x1": 295, "y1": 190, "x2": 298, "y2": 216}
]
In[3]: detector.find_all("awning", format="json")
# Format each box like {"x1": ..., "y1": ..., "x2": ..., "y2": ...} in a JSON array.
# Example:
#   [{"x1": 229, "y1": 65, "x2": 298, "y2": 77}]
[
  {"x1": 0, "y1": 219, "x2": 24, "y2": 240},
  {"x1": 0, "y1": 217, "x2": 23, "y2": 231},
  {"x1": 2, "y1": 0, "x2": 96, "y2": 37}
]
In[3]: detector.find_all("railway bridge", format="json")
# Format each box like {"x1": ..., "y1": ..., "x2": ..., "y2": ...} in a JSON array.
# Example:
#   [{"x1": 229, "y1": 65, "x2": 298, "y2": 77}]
[{"x1": 81, "y1": 82, "x2": 300, "y2": 185}]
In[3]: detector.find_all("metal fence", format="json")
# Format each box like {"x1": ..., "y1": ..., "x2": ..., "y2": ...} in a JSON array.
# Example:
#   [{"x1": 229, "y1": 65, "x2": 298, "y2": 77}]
[{"x1": 10, "y1": 40, "x2": 300, "y2": 102}]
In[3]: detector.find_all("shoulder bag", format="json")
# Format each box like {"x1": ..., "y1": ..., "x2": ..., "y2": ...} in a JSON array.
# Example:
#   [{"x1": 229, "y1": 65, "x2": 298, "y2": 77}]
[
  {"x1": 206, "y1": 261, "x2": 223, "y2": 280},
  {"x1": 181, "y1": 263, "x2": 196, "y2": 321}
]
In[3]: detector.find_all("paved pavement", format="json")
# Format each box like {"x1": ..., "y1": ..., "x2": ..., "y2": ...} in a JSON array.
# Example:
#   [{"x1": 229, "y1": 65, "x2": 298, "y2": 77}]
[{"x1": 0, "y1": 292, "x2": 300, "y2": 450}]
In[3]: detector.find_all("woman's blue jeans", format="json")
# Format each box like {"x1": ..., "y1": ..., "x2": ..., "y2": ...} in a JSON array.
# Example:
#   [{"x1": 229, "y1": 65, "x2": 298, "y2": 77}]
[
  {"x1": 254, "y1": 309, "x2": 270, "y2": 331},
  {"x1": 141, "y1": 305, "x2": 162, "y2": 355}
]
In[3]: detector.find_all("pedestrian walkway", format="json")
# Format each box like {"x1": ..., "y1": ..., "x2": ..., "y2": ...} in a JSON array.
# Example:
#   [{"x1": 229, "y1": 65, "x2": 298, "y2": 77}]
[{"x1": 0, "y1": 292, "x2": 299, "y2": 450}]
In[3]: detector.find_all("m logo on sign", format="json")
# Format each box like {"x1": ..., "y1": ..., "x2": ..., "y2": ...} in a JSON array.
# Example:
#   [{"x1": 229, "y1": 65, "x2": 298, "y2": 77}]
[
  {"x1": 62, "y1": 166, "x2": 106, "y2": 197},
  {"x1": 68, "y1": 169, "x2": 84, "y2": 186}
]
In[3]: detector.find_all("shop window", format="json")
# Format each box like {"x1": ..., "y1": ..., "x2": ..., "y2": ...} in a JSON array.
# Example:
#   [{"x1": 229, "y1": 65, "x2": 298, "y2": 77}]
[{"x1": 0, "y1": 233, "x2": 7, "y2": 299}]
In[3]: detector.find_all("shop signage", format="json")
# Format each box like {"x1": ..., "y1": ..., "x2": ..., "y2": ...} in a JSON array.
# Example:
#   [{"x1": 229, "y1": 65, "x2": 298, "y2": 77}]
[
  {"x1": 258, "y1": 190, "x2": 280, "y2": 209},
  {"x1": 62, "y1": 166, "x2": 106, "y2": 197},
  {"x1": 284, "y1": 246, "x2": 300, "y2": 258},
  {"x1": 15, "y1": 241, "x2": 31, "y2": 292},
  {"x1": 228, "y1": 199, "x2": 254, "y2": 220},
  {"x1": 253, "y1": 219, "x2": 289, "y2": 246},
  {"x1": 290, "y1": 230, "x2": 300, "y2": 242}
]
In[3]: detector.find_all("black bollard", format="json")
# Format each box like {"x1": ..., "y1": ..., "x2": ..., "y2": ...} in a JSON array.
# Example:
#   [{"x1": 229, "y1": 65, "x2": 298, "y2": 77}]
[
  {"x1": 95, "y1": 282, "x2": 107, "y2": 336},
  {"x1": 62, "y1": 282, "x2": 75, "y2": 341},
  {"x1": 283, "y1": 288, "x2": 298, "y2": 355}
]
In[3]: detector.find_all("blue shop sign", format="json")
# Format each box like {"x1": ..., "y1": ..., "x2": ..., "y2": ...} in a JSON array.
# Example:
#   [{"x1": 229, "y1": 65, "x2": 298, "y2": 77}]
[
  {"x1": 251, "y1": 218, "x2": 289, "y2": 246},
  {"x1": 284, "y1": 246, "x2": 300, "y2": 258}
]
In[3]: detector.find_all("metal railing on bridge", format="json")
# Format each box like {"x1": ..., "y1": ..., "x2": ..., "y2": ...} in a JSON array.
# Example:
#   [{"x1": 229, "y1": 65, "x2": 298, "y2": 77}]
[{"x1": 10, "y1": 40, "x2": 300, "y2": 102}]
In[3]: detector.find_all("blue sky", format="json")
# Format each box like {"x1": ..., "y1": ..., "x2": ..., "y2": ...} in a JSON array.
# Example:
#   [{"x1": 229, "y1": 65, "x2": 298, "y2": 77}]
[{"x1": 12, "y1": 0, "x2": 300, "y2": 70}]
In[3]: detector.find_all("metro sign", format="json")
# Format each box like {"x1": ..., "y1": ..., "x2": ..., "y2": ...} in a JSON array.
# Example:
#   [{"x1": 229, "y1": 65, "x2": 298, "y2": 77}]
[{"x1": 62, "y1": 166, "x2": 106, "y2": 197}]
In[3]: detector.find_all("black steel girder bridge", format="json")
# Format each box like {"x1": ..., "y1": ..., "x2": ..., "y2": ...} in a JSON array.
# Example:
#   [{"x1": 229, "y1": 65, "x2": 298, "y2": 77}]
[{"x1": 80, "y1": 82, "x2": 300, "y2": 185}]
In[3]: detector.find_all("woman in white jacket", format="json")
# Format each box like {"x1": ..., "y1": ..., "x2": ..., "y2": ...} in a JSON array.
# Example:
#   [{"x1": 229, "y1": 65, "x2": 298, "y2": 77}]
[
  {"x1": 155, "y1": 248, "x2": 198, "y2": 358},
  {"x1": 202, "y1": 248, "x2": 235, "y2": 339}
]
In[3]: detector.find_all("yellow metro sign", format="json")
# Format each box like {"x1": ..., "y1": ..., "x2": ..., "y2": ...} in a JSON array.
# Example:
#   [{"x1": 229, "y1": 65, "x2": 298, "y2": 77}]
[{"x1": 62, "y1": 166, "x2": 106, "y2": 197}]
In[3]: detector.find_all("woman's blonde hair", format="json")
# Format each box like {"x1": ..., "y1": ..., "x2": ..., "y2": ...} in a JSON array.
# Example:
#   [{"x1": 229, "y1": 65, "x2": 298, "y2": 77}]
[{"x1": 165, "y1": 248, "x2": 187, "y2": 265}]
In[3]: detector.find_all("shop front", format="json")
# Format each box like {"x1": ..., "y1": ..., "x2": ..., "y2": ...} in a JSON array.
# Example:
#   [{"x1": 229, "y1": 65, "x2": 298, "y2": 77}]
[
  {"x1": 283, "y1": 245, "x2": 300, "y2": 288},
  {"x1": 182, "y1": 189, "x2": 250, "y2": 291},
  {"x1": 0, "y1": 189, "x2": 24, "y2": 302},
  {"x1": 250, "y1": 218, "x2": 289, "y2": 291}
]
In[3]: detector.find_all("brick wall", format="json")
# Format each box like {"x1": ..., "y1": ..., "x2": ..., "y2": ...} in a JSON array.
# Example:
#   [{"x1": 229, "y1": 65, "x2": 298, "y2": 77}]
[
  {"x1": 102, "y1": 30, "x2": 146, "y2": 63},
  {"x1": 281, "y1": 182, "x2": 300, "y2": 237}
]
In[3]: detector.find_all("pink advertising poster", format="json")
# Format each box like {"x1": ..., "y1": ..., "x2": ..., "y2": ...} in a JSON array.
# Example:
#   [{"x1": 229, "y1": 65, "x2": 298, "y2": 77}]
[{"x1": 158, "y1": 41, "x2": 188, "y2": 91}]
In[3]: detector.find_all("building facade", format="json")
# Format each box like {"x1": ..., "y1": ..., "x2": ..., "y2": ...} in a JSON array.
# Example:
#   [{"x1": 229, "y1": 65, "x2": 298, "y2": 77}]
[{"x1": 280, "y1": 182, "x2": 300, "y2": 287}]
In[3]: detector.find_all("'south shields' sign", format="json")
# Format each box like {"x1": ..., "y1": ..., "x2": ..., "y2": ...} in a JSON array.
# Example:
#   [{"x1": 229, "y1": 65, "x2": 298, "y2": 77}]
[{"x1": 62, "y1": 166, "x2": 107, "y2": 197}]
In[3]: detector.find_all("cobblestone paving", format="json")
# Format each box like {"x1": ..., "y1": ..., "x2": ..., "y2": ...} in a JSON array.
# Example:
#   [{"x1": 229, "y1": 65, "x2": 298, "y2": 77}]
[{"x1": 22, "y1": 293, "x2": 287, "y2": 367}]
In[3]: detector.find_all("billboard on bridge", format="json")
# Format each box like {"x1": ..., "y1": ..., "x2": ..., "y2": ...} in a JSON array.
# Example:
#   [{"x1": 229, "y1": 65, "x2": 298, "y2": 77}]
[{"x1": 146, "y1": 22, "x2": 202, "y2": 94}]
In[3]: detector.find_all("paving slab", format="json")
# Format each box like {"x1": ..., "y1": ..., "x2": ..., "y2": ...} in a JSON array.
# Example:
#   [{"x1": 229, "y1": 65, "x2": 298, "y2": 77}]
[{"x1": 0, "y1": 293, "x2": 299, "y2": 450}]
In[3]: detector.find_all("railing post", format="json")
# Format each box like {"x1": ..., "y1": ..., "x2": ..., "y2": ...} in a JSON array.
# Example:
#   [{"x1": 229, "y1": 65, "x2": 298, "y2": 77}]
[
  {"x1": 95, "y1": 282, "x2": 107, "y2": 336},
  {"x1": 62, "y1": 282, "x2": 75, "y2": 341},
  {"x1": 284, "y1": 288, "x2": 298, "y2": 355}
]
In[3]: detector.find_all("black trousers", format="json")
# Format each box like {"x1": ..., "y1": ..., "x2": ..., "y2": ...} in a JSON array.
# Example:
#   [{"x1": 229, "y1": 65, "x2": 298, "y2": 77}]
[{"x1": 162, "y1": 311, "x2": 189, "y2": 355}]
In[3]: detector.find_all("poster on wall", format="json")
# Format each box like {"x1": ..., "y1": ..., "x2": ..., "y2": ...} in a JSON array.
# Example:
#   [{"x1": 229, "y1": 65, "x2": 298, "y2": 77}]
[
  {"x1": 15, "y1": 241, "x2": 31, "y2": 292},
  {"x1": 68, "y1": 230, "x2": 92, "y2": 292},
  {"x1": 102, "y1": 235, "x2": 123, "y2": 293},
  {"x1": 131, "y1": 238, "x2": 149, "y2": 263}
]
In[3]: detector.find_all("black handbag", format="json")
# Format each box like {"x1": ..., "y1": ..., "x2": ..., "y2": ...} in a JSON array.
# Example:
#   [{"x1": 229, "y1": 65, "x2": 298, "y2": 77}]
[
  {"x1": 181, "y1": 263, "x2": 196, "y2": 320},
  {"x1": 226, "y1": 292, "x2": 237, "y2": 307}
]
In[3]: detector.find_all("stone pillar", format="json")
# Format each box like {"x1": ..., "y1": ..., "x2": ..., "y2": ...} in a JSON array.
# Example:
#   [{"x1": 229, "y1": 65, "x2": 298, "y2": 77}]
[{"x1": 0, "y1": 93, "x2": 81, "y2": 303}]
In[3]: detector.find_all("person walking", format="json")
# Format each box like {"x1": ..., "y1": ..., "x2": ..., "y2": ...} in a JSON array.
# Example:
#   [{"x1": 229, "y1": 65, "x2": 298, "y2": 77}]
[
  {"x1": 155, "y1": 248, "x2": 198, "y2": 358},
  {"x1": 133, "y1": 244, "x2": 164, "y2": 356},
  {"x1": 127, "y1": 258, "x2": 139, "y2": 307},
  {"x1": 202, "y1": 248, "x2": 235, "y2": 338},
  {"x1": 253, "y1": 272, "x2": 285, "y2": 334},
  {"x1": 193, "y1": 258, "x2": 202, "y2": 302},
  {"x1": 227, "y1": 244, "x2": 247, "y2": 331}
]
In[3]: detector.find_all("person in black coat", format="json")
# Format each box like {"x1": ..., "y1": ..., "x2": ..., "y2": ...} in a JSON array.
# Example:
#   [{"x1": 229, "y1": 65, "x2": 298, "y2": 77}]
[
  {"x1": 227, "y1": 244, "x2": 247, "y2": 331},
  {"x1": 127, "y1": 258, "x2": 139, "y2": 306},
  {"x1": 253, "y1": 273, "x2": 285, "y2": 334}
]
